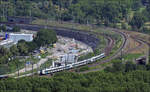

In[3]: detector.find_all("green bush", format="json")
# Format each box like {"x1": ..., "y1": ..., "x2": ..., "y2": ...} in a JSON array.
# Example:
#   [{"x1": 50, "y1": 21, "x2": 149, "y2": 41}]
[{"x1": 79, "y1": 66, "x2": 89, "y2": 72}]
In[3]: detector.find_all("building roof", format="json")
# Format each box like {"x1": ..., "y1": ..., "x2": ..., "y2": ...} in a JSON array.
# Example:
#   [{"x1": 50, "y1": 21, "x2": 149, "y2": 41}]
[{"x1": 9, "y1": 33, "x2": 33, "y2": 36}]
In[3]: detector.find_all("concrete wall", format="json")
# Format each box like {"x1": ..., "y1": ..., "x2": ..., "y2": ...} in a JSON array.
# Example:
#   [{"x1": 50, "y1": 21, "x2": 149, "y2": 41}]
[
  {"x1": 2, "y1": 23, "x2": 100, "y2": 50},
  {"x1": 7, "y1": 16, "x2": 33, "y2": 24}
]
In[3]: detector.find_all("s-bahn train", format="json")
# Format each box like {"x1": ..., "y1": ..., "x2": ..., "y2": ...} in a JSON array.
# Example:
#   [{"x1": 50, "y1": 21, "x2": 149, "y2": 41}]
[
  {"x1": 0, "y1": 75, "x2": 8, "y2": 79},
  {"x1": 40, "y1": 53, "x2": 105, "y2": 75}
]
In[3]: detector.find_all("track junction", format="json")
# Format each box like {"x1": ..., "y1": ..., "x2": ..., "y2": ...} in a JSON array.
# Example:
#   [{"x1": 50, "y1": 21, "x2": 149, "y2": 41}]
[{"x1": 0, "y1": 22, "x2": 149, "y2": 77}]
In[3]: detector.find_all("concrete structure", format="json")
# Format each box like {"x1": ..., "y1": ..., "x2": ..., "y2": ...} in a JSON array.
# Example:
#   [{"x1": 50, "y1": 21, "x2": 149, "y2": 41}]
[
  {"x1": 0, "y1": 40, "x2": 13, "y2": 46},
  {"x1": 60, "y1": 54, "x2": 78, "y2": 63},
  {"x1": 1, "y1": 23, "x2": 100, "y2": 49},
  {"x1": 52, "y1": 54, "x2": 78, "y2": 67},
  {"x1": 8, "y1": 33, "x2": 33, "y2": 44},
  {"x1": 7, "y1": 16, "x2": 33, "y2": 24}
]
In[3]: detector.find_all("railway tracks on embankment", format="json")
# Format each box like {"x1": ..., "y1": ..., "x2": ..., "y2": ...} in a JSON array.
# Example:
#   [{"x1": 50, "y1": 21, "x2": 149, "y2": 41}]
[
  {"x1": 1, "y1": 22, "x2": 149, "y2": 76},
  {"x1": 0, "y1": 22, "x2": 127, "y2": 76},
  {"x1": 79, "y1": 28, "x2": 149, "y2": 73},
  {"x1": 84, "y1": 28, "x2": 128, "y2": 68}
]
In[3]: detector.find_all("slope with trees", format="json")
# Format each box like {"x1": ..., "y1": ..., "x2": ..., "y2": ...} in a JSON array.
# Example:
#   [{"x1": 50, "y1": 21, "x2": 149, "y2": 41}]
[{"x1": 1, "y1": 0, "x2": 150, "y2": 33}]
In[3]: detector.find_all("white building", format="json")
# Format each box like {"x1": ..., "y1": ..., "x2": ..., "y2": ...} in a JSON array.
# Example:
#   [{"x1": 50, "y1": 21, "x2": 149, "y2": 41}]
[{"x1": 8, "y1": 33, "x2": 33, "y2": 44}]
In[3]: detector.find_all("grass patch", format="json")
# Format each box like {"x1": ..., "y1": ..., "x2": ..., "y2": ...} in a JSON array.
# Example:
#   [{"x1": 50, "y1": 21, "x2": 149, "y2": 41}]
[
  {"x1": 2, "y1": 55, "x2": 40, "y2": 75},
  {"x1": 12, "y1": 59, "x2": 53, "y2": 77},
  {"x1": 122, "y1": 53, "x2": 143, "y2": 61},
  {"x1": 32, "y1": 19, "x2": 92, "y2": 31},
  {"x1": 1, "y1": 52, "x2": 50, "y2": 75},
  {"x1": 78, "y1": 66, "x2": 89, "y2": 72}
]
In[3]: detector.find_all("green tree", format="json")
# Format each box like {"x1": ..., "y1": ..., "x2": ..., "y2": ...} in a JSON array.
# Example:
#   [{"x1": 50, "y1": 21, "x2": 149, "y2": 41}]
[
  {"x1": 0, "y1": 46, "x2": 12, "y2": 64},
  {"x1": 10, "y1": 45, "x2": 19, "y2": 56},
  {"x1": 130, "y1": 13, "x2": 147, "y2": 29},
  {"x1": 0, "y1": 25, "x2": 7, "y2": 32},
  {"x1": 102, "y1": 2, "x2": 121, "y2": 25},
  {"x1": 26, "y1": 42, "x2": 38, "y2": 52},
  {"x1": 12, "y1": 26, "x2": 20, "y2": 32},
  {"x1": 111, "y1": 60, "x2": 125, "y2": 72},
  {"x1": 17, "y1": 40, "x2": 29, "y2": 56},
  {"x1": 34, "y1": 29, "x2": 57, "y2": 47},
  {"x1": 131, "y1": 0, "x2": 142, "y2": 10},
  {"x1": 125, "y1": 61, "x2": 137, "y2": 72},
  {"x1": 146, "y1": 64, "x2": 150, "y2": 70}
]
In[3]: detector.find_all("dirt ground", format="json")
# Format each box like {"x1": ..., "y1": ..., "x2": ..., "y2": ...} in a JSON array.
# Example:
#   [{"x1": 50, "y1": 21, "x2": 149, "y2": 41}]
[{"x1": 124, "y1": 31, "x2": 149, "y2": 54}]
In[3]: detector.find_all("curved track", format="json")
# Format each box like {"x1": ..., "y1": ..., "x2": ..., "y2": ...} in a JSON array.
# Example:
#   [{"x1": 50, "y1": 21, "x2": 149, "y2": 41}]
[
  {"x1": 2, "y1": 22, "x2": 148, "y2": 76},
  {"x1": 124, "y1": 36, "x2": 145, "y2": 54},
  {"x1": 0, "y1": 22, "x2": 115, "y2": 55},
  {"x1": 80, "y1": 29, "x2": 149, "y2": 73},
  {"x1": 86, "y1": 28, "x2": 128, "y2": 68},
  {"x1": 0, "y1": 22, "x2": 100, "y2": 50},
  {"x1": 0, "y1": 22, "x2": 115, "y2": 77}
]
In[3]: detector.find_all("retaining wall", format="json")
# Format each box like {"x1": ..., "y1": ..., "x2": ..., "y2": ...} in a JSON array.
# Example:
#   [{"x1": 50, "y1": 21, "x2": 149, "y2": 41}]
[{"x1": 2, "y1": 23, "x2": 100, "y2": 50}]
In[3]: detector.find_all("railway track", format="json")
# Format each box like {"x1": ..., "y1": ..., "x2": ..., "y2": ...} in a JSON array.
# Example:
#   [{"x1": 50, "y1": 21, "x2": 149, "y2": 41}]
[
  {"x1": 124, "y1": 36, "x2": 145, "y2": 54},
  {"x1": 0, "y1": 22, "x2": 129, "y2": 76},
  {"x1": 0, "y1": 22, "x2": 115, "y2": 55},
  {"x1": 104, "y1": 36, "x2": 115, "y2": 56},
  {"x1": 130, "y1": 36, "x2": 150, "y2": 62},
  {"x1": 80, "y1": 29, "x2": 149, "y2": 74},
  {"x1": 83, "y1": 28, "x2": 128, "y2": 68},
  {"x1": 0, "y1": 21, "x2": 149, "y2": 77}
]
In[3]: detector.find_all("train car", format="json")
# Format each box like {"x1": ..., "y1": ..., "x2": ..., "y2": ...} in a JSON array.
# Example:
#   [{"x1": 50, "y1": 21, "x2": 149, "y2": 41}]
[
  {"x1": 72, "y1": 62, "x2": 80, "y2": 67},
  {"x1": 40, "y1": 53, "x2": 105, "y2": 75},
  {"x1": 0, "y1": 75, "x2": 8, "y2": 79}
]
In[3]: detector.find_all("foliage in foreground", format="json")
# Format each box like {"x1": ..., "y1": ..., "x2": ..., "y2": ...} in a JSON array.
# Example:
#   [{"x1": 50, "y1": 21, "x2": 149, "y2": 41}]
[{"x1": 1, "y1": 61, "x2": 150, "y2": 92}]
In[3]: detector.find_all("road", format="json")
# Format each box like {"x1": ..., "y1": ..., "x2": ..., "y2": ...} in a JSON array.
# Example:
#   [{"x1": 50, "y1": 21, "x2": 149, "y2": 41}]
[{"x1": 8, "y1": 55, "x2": 52, "y2": 77}]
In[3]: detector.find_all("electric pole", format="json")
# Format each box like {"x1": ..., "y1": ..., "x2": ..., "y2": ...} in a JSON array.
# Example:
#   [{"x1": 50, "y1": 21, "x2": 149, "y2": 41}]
[
  {"x1": 31, "y1": 61, "x2": 34, "y2": 77},
  {"x1": 30, "y1": 9, "x2": 32, "y2": 24},
  {"x1": 17, "y1": 63, "x2": 19, "y2": 77}
]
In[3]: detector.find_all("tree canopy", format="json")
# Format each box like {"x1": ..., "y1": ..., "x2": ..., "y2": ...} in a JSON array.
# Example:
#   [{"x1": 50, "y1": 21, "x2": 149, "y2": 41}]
[
  {"x1": 34, "y1": 29, "x2": 57, "y2": 47},
  {"x1": 0, "y1": 28, "x2": 57, "y2": 74},
  {"x1": 0, "y1": 69, "x2": 150, "y2": 92},
  {"x1": 1, "y1": 0, "x2": 150, "y2": 32}
]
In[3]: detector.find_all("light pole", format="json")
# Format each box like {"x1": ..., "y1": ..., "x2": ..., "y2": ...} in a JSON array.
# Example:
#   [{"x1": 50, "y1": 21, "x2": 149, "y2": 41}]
[
  {"x1": 121, "y1": 49, "x2": 123, "y2": 60},
  {"x1": 36, "y1": 63, "x2": 39, "y2": 74},
  {"x1": 30, "y1": 8, "x2": 32, "y2": 24},
  {"x1": 32, "y1": 61, "x2": 34, "y2": 77},
  {"x1": 17, "y1": 63, "x2": 19, "y2": 77},
  {"x1": 13, "y1": 0, "x2": 16, "y2": 16},
  {"x1": 25, "y1": 61, "x2": 26, "y2": 72}
]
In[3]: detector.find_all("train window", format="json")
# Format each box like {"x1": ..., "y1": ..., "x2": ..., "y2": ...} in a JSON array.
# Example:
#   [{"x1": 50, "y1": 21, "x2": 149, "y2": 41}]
[
  {"x1": 20, "y1": 21, "x2": 24, "y2": 23},
  {"x1": 10, "y1": 19, "x2": 14, "y2": 22}
]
